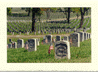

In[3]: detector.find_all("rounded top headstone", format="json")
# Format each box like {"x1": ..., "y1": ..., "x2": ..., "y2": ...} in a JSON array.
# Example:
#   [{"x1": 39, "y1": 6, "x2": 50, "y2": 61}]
[{"x1": 74, "y1": 28, "x2": 76, "y2": 32}]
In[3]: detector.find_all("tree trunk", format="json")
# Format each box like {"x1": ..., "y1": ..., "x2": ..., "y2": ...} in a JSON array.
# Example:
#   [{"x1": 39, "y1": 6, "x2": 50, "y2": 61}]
[
  {"x1": 46, "y1": 9, "x2": 50, "y2": 21},
  {"x1": 32, "y1": 9, "x2": 35, "y2": 32},
  {"x1": 80, "y1": 8, "x2": 84, "y2": 28},
  {"x1": 68, "y1": 8, "x2": 70, "y2": 24},
  {"x1": 28, "y1": 8, "x2": 30, "y2": 16}
]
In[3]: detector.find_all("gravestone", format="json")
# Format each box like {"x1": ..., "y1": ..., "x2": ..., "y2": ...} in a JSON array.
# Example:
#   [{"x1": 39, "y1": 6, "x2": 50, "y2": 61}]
[
  {"x1": 19, "y1": 32, "x2": 21, "y2": 35},
  {"x1": 34, "y1": 32, "x2": 36, "y2": 35},
  {"x1": 8, "y1": 43, "x2": 12, "y2": 48},
  {"x1": 41, "y1": 30, "x2": 43, "y2": 35},
  {"x1": 38, "y1": 30, "x2": 40, "y2": 34},
  {"x1": 56, "y1": 35, "x2": 61, "y2": 41},
  {"x1": 9, "y1": 39, "x2": 12, "y2": 43},
  {"x1": 89, "y1": 33, "x2": 91, "y2": 39},
  {"x1": 57, "y1": 29, "x2": 60, "y2": 34},
  {"x1": 55, "y1": 41, "x2": 70, "y2": 59},
  {"x1": 69, "y1": 33, "x2": 80, "y2": 47},
  {"x1": 83, "y1": 29, "x2": 86, "y2": 32},
  {"x1": 78, "y1": 32, "x2": 84, "y2": 42},
  {"x1": 84, "y1": 32, "x2": 87, "y2": 40},
  {"x1": 64, "y1": 36, "x2": 69, "y2": 41},
  {"x1": 36, "y1": 38, "x2": 39, "y2": 46},
  {"x1": 12, "y1": 42, "x2": 17, "y2": 49},
  {"x1": 87, "y1": 33, "x2": 89, "y2": 39},
  {"x1": 68, "y1": 36, "x2": 70, "y2": 41},
  {"x1": 17, "y1": 39, "x2": 24, "y2": 48},
  {"x1": 28, "y1": 39, "x2": 37, "y2": 52},
  {"x1": 12, "y1": 32, "x2": 14, "y2": 35},
  {"x1": 46, "y1": 35, "x2": 52, "y2": 43},
  {"x1": 73, "y1": 28, "x2": 76, "y2": 32},
  {"x1": 27, "y1": 32, "x2": 29, "y2": 35}
]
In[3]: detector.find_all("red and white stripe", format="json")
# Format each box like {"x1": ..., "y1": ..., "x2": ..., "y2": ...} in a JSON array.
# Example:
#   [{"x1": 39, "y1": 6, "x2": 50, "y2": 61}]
[
  {"x1": 45, "y1": 38, "x2": 48, "y2": 43},
  {"x1": 48, "y1": 44, "x2": 54, "y2": 54},
  {"x1": 25, "y1": 44, "x2": 28, "y2": 50}
]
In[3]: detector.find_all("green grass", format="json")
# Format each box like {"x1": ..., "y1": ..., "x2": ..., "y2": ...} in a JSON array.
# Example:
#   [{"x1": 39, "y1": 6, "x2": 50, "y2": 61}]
[{"x1": 7, "y1": 37, "x2": 91, "y2": 63}]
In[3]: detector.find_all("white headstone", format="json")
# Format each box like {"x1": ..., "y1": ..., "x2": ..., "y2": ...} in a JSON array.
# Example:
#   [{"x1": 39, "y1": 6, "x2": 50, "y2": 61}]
[
  {"x1": 8, "y1": 43, "x2": 12, "y2": 48},
  {"x1": 70, "y1": 33, "x2": 80, "y2": 47},
  {"x1": 46, "y1": 35, "x2": 52, "y2": 43},
  {"x1": 17, "y1": 39, "x2": 24, "y2": 48},
  {"x1": 64, "y1": 36, "x2": 69, "y2": 41},
  {"x1": 28, "y1": 39, "x2": 37, "y2": 52},
  {"x1": 56, "y1": 35, "x2": 61, "y2": 41},
  {"x1": 78, "y1": 32, "x2": 84, "y2": 42},
  {"x1": 84, "y1": 32, "x2": 87, "y2": 40},
  {"x1": 55, "y1": 41, "x2": 70, "y2": 59},
  {"x1": 12, "y1": 42, "x2": 17, "y2": 49}
]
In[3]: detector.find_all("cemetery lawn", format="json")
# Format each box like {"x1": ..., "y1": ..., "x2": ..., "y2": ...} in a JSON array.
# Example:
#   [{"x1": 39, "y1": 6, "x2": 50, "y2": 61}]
[{"x1": 7, "y1": 38, "x2": 91, "y2": 63}]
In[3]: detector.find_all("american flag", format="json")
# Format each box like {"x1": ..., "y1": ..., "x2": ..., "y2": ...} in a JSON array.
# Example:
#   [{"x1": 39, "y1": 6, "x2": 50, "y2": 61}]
[
  {"x1": 49, "y1": 45, "x2": 54, "y2": 50},
  {"x1": 25, "y1": 44, "x2": 28, "y2": 50},
  {"x1": 48, "y1": 49, "x2": 51, "y2": 54},
  {"x1": 45, "y1": 38, "x2": 48, "y2": 43},
  {"x1": 53, "y1": 38, "x2": 55, "y2": 42},
  {"x1": 41, "y1": 41, "x2": 43, "y2": 44},
  {"x1": 48, "y1": 44, "x2": 54, "y2": 54},
  {"x1": 7, "y1": 45, "x2": 8, "y2": 49}
]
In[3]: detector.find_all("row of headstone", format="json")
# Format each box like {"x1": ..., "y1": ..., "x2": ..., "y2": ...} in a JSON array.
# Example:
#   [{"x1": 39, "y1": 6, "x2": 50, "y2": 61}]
[
  {"x1": 8, "y1": 27, "x2": 86, "y2": 35},
  {"x1": 7, "y1": 38, "x2": 40, "y2": 52},
  {"x1": 54, "y1": 31, "x2": 91, "y2": 59},
  {"x1": 67, "y1": 31, "x2": 91, "y2": 47}
]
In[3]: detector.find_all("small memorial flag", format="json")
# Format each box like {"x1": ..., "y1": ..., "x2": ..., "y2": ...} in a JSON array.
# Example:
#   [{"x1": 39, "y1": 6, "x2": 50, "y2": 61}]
[
  {"x1": 25, "y1": 44, "x2": 28, "y2": 50},
  {"x1": 41, "y1": 40, "x2": 43, "y2": 44},
  {"x1": 45, "y1": 38, "x2": 48, "y2": 43},
  {"x1": 48, "y1": 43, "x2": 54, "y2": 54},
  {"x1": 7, "y1": 45, "x2": 8, "y2": 49}
]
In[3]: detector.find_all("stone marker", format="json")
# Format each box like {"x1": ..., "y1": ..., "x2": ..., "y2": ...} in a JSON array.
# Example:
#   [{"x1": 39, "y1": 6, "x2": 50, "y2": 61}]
[
  {"x1": 17, "y1": 39, "x2": 24, "y2": 48},
  {"x1": 69, "y1": 33, "x2": 80, "y2": 47},
  {"x1": 46, "y1": 35, "x2": 52, "y2": 43},
  {"x1": 12, "y1": 42, "x2": 17, "y2": 49},
  {"x1": 78, "y1": 32, "x2": 84, "y2": 42},
  {"x1": 8, "y1": 43, "x2": 12, "y2": 48},
  {"x1": 34, "y1": 32, "x2": 36, "y2": 35},
  {"x1": 83, "y1": 29, "x2": 86, "y2": 32},
  {"x1": 12, "y1": 32, "x2": 14, "y2": 35},
  {"x1": 55, "y1": 41, "x2": 70, "y2": 59},
  {"x1": 27, "y1": 32, "x2": 29, "y2": 35},
  {"x1": 38, "y1": 30, "x2": 40, "y2": 34},
  {"x1": 84, "y1": 32, "x2": 87, "y2": 40},
  {"x1": 28, "y1": 39, "x2": 37, "y2": 52},
  {"x1": 89, "y1": 33, "x2": 91, "y2": 39},
  {"x1": 64, "y1": 36, "x2": 69, "y2": 41},
  {"x1": 56, "y1": 35, "x2": 61, "y2": 41},
  {"x1": 36, "y1": 38, "x2": 39, "y2": 46},
  {"x1": 87, "y1": 33, "x2": 89, "y2": 39},
  {"x1": 19, "y1": 32, "x2": 21, "y2": 35},
  {"x1": 9, "y1": 39, "x2": 12, "y2": 42},
  {"x1": 68, "y1": 36, "x2": 70, "y2": 41}
]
